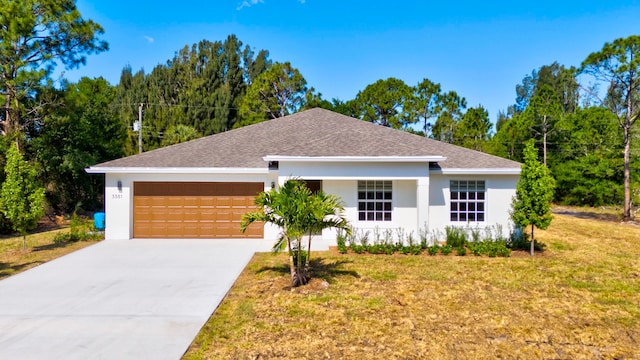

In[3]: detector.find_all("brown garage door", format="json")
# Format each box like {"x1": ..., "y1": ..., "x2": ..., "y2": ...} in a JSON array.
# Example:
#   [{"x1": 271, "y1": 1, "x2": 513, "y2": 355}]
[{"x1": 133, "y1": 182, "x2": 263, "y2": 238}]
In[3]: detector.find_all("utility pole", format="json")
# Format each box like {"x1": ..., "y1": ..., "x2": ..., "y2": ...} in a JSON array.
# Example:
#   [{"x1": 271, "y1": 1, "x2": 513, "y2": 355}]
[{"x1": 138, "y1": 103, "x2": 143, "y2": 154}]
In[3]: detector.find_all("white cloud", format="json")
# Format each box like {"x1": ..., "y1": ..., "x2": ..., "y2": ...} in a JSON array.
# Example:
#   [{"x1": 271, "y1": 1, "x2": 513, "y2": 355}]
[
  {"x1": 143, "y1": 35, "x2": 154, "y2": 44},
  {"x1": 236, "y1": 0, "x2": 264, "y2": 10}
]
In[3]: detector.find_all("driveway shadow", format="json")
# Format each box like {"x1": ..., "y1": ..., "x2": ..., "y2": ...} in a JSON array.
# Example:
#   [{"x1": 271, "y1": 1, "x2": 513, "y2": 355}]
[
  {"x1": 0, "y1": 261, "x2": 43, "y2": 280},
  {"x1": 32, "y1": 242, "x2": 72, "y2": 252}
]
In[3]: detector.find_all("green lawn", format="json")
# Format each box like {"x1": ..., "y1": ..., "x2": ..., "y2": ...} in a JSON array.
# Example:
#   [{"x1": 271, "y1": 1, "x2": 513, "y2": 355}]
[
  {"x1": 0, "y1": 228, "x2": 102, "y2": 280},
  {"x1": 184, "y1": 211, "x2": 640, "y2": 359}
]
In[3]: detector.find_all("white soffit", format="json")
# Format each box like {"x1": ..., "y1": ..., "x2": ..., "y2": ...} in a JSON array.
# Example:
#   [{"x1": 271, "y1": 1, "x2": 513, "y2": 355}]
[{"x1": 433, "y1": 168, "x2": 521, "y2": 175}]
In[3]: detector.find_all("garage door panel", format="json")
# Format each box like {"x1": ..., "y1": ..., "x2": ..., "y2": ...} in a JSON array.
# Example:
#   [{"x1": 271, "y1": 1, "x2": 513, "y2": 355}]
[
  {"x1": 144, "y1": 208, "x2": 167, "y2": 221},
  {"x1": 181, "y1": 208, "x2": 199, "y2": 219},
  {"x1": 134, "y1": 223, "x2": 153, "y2": 238},
  {"x1": 199, "y1": 196, "x2": 215, "y2": 206},
  {"x1": 214, "y1": 197, "x2": 232, "y2": 208},
  {"x1": 181, "y1": 196, "x2": 200, "y2": 207},
  {"x1": 165, "y1": 224, "x2": 187, "y2": 238},
  {"x1": 134, "y1": 208, "x2": 152, "y2": 221},
  {"x1": 165, "y1": 208, "x2": 184, "y2": 219},
  {"x1": 162, "y1": 196, "x2": 181, "y2": 207},
  {"x1": 197, "y1": 223, "x2": 215, "y2": 235},
  {"x1": 133, "y1": 182, "x2": 263, "y2": 238},
  {"x1": 134, "y1": 197, "x2": 153, "y2": 206},
  {"x1": 145, "y1": 223, "x2": 167, "y2": 238},
  {"x1": 199, "y1": 209, "x2": 216, "y2": 218},
  {"x1": 214, "y1": 223, "x2": 234, "y2": 235},
  {"x1": 146, "y1": 196, "x2": 167, "y2": 207},
  {"x1": 216, "y1": 210, "x2": 235, "y2": 222},
  {"x1": 181, "y1": 223, "x2": 201, "y2": 238},
  {"x1": 231, "y1": 197, "x2": 249, "y2": 208},
  {"x1": 231, "y1": 210, "x2": 251, "y2": 219}
]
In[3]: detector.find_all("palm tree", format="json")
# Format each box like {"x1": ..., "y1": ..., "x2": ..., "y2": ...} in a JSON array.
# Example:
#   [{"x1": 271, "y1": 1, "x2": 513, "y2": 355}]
[{"x1": 241, "y1": 179, "x2": 350, "y2": 287}]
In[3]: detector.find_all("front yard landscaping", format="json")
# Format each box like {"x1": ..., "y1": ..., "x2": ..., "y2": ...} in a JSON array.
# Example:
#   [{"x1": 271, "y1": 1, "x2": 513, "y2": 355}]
[
  {"x1": 0, "y1": 223, "x2": 102, "y2": 280},
  {"x1": 185, "y1": 210, "x2": 640, "y2": 359}
]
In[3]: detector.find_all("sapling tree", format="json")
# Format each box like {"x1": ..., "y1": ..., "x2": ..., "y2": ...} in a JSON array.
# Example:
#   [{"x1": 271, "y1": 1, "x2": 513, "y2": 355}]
[
  {"x1": 0, "y1": 143, "x2": 45, "y2": 251},
  {"x1": 511, "y1": 140, "x2": 555, "y2": 256}
]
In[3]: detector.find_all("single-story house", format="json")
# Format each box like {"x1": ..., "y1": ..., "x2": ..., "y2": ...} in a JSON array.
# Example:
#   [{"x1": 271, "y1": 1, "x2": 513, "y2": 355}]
[{"x1": 86, "y1": 108, "x2": 521, "y2": 244}]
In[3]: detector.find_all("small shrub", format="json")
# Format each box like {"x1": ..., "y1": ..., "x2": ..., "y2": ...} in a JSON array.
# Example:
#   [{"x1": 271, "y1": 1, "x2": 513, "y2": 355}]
[
  {"x1": 493, "y1": 224, "x2": 506, "y2": 241},
  {"x1": 445, "y1": 226, "x2": 467, "y2": 248},
  {"x1": 359, "y1": 230, "x2": 370, "y2": 248},
  {"x1": 350, "y1": 243, "x2": 366, "y2": 254},
  {"x1": 508, "y1": 229, "x2": 546, "y2": 252},
  {"x1": 367, "y1": 229, "x2": 398, "y2": 255},
  {"x1": 393, "y1": 228, "x2": 405, "y2": 248},
  {"x1": 400, "y1": 244, "x2": 422, "y2": 255},
  {"x1": 384, "y1": 244, "x2": 396, "y2": 255},
  {"x1": 487, "y1": 247, "x2": 497, "y2": 257},
  {"x1": 403, "y1": 231, "x2": 418, "y2": 252},
  {"x1": 482, "y1": 226, "x2": 494, "y2": 242},
  {"x1": 336, "y1": 230, "x2": 348, "y2": 254},
  {"x1": 496, "y1": 244, "x2": 511, "y2": 257},
  {"x1": 383, "y1": 228, "x2": 394, "y2": 246},
  {"x1": 440, "y1": 244, "x2": 453, "y2": 255},
  {"x1": 427, "y1": 245, "x2": 439, "y2": 256},
  {"x1": 338, "y1": 225, "x2": 520, "y2": 258},
  {"x1": 53, "y1": 231, "x2": 70, "y2": 244},
  {"x1": 468, "y1": 242, "x2": 483, "y2": 256},
  {"x1": 470, "y1": 227, "x2": 481, "y2": 243},
  {"x1": 419, "y1": 223, "x2": 429, "y2": 248},
  {"x1": 70, "y1": 213, "x2": 82, "y2": 236},
  {"x1": 368, "y1": 244, "x2": 384, "y2": 255},
  {"x1": 373, "y1": 227, "x2": 382, "y2": 244},
  {"x1": 429, "y1": 229, "x2": 443, "y2": 247},
  {"x1": 53, "y1": 213, "x2": 101, "y2": 244},
  {"x1": 347, "y1": 229, "x2": 370, "y2": 254}
]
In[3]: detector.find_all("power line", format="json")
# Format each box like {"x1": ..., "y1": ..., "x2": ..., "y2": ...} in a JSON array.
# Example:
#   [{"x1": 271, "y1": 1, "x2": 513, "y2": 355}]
[{"x1": 109, "y1": 103, "x2": 242, "y2": 110}]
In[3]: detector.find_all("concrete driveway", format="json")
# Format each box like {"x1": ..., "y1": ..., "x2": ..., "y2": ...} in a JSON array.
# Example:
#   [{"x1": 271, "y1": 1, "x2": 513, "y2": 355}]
[{"x1": 0, "y1": 238, "x2": 271, "y2": 360}]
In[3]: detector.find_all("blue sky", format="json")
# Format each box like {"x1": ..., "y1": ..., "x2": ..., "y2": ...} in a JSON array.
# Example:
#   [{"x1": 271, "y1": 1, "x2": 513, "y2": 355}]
[{"x1": 66, "y1": 0, "x2": 640, "y2": 124}]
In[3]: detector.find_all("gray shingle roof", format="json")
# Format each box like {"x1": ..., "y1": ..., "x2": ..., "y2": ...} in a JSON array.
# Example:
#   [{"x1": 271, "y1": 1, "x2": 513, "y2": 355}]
[{"x1": 91, "y1": 108, "x2": 520, "y2": 170}]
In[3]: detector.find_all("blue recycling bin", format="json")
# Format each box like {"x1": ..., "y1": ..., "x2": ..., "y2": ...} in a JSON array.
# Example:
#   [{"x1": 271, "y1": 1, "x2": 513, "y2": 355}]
[{"x1": 94, "y1": 212, "x2": 105, "y2": 230}]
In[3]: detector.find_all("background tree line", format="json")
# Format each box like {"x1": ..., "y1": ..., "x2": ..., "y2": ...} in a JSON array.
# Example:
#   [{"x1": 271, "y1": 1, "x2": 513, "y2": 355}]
[{"x1": 1, "y1": 0, "x2": 639, "y2": 230}]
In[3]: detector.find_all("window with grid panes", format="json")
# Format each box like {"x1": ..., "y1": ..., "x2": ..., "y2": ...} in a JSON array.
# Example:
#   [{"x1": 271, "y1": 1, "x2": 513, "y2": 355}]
[
  {"x1": 357, "y1": 180, "x2": 392, "y2": 221},
  {"x1": 450, "y1": 180, "x2": 485, "y2": 222}
]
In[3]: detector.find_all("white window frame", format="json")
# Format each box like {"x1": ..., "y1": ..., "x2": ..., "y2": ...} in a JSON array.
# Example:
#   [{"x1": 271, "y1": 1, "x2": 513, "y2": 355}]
[
  {"x1": 357, "y1": 180, "x2": 392, "y2": 221},
  {"x1": 450, "y1": 180, "x2": 486, "y2": 222}
]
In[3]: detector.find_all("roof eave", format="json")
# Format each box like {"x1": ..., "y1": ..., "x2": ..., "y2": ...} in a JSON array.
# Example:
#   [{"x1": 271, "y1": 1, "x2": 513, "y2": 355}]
[
  {"x1": 85, "y1": 167, "x2": 269, "y2": 174},
  {"x1": 263, "y1": 155, "x2": 447, "y2": 163}
]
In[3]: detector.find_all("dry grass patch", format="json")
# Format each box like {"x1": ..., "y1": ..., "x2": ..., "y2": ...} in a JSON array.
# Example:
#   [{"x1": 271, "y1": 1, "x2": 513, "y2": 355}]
[
  {"x1": 0, "y1": 228, "x2": 101, "y2": 279},
  {"x1": 185, "y1": 212, "x2": 640, "y2": 359}
]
